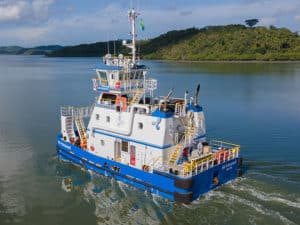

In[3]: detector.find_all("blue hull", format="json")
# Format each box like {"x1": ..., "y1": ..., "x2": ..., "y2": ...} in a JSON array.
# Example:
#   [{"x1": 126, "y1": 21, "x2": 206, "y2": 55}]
[{"x1": 56, "y1": 136, "x2": 242, "y2": 203}]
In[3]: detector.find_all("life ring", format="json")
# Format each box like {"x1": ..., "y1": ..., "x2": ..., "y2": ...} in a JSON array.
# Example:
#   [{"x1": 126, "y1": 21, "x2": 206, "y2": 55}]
[
  {"x1": 90, "y1": 145, "x2": 95, "y2": 151},
  {"x1": 116, "y1": 96, "x2": 127, "y2": 111}
]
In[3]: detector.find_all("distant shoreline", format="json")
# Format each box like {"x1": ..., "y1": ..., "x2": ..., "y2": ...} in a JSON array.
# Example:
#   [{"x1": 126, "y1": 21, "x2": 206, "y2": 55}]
[
  {"x1": 156, "y1": 59, "x2": 300, "y2": 64},
  {"x1": 1, "y1": 54, "x2": 300, "y2": 63}
]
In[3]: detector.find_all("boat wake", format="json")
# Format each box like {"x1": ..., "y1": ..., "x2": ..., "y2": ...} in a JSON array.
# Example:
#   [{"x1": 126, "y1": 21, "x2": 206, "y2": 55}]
[{"x1": 81, "y1": 176, "x2": 168, "y2": 225}]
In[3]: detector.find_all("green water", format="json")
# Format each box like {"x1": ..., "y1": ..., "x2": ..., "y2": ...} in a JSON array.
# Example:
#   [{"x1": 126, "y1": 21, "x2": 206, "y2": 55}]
[{"x1": 0, "y1": 55, "x2": 299, "y2": 225}]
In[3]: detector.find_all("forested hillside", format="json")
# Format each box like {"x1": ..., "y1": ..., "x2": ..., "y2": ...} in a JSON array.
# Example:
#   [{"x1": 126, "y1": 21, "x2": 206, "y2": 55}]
[
  {"x1": 0, "y1": 45, "x2": 63, "y2": 55},
  {"x1": 34, "y1": 25, "x2": 300, "y2": 60},
  {"x1": 145, "y1": 25, "x2": 300, "y2": 60}
]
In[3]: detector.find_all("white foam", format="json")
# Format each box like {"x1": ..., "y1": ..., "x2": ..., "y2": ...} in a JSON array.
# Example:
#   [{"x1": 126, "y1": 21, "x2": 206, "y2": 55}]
[
  {"x1": 221, "y1": 190, "x2": 297, "y2": 225},
  {"x1": 232, "y1": 183, "x2": 300, "y2": 209},
  {"x1": 116, "y1": 180, "x2": 128, "y2": 197}
]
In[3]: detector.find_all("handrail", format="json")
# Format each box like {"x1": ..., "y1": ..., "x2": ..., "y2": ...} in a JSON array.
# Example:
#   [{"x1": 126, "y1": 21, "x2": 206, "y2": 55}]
[
  {"x1": 60, "y1": 105, "x2": 94, "y2": 118},
  {"x1": 210, "y1": 140, "x2": 240, "y2": 148},
  {"x1": 161, "y1": 139, "x2": 240, "y2": 177}
]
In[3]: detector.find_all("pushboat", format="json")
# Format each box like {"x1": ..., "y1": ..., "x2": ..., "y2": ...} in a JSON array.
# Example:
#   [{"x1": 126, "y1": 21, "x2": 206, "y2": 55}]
[{"x1": 56, "y1": 9, "x2": 242, "y2": 203}]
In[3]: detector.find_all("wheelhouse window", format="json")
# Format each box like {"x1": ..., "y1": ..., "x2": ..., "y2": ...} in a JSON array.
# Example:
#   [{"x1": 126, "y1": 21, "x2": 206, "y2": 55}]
[
  {"x1": 130, "y1": 71, "x2": 134, "y2": 79},
  {"x1": 98, "y1": 71, "x2": 108, "y2": 86},
  {"x1": 119, "y1": 72, "x2": 124, "y2": 81}
]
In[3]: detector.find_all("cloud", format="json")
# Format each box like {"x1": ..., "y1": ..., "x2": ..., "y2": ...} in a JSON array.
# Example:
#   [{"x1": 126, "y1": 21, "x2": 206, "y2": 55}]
[
  {"x1": 180, "y1": 11, "x2": 192, "y2": 16},
  {"x1": 0, "y1": 1, "x2": 27, "y2": 22},
  {"x1": 65, "y1": 7, "x2": 74, "y2": 13},
  {"x1": 0, "y1": 27, "x2": 48, "y2": 45},
  {"x1": 0, "y1": 0, "x2": 54, "y2": 23},
  {"x1": 259, "y1": 17, "x2": 277, "y2": 27},
  {"x1": 1, "y1": 0, "x2": 300, "y2": 46}
]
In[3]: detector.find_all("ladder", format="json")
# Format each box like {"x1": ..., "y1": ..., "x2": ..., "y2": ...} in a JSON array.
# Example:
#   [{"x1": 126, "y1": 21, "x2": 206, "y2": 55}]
[
  {"x1": 131, "y1": 89, "x2": 144, "y2": 104},
  {"x1": 65, "y1": 116, "x2": 75, "y2": 141},
  {"x1": 175, "y1": 102, "x2": 185, "y2": 117},
  {"x1": 168, "y1": 141, "x2": 184, "y2": 165},
  {"x1": 180, "y1": 117, "x2": 188, "y2": 127},
  {"x1": 186, "y1": 126, "x2": 195, "y2": 143},
  {"x1": 168, "y1": 124, "x2": 196, "y2": 165},
  {"x1": 75, "y1": 117, "x2": 87, "y2": 149}
]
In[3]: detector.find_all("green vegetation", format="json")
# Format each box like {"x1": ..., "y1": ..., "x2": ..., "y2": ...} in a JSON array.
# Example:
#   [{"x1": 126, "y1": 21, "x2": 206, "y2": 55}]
[
  {"x1": 3, "y1": 25, "x2": 300, "y2": 61},
  {"x1": 143, "y1": 25, "x2": 300, "y2": 61},
  {"x1": 245, "y1": 19, "x2": 259, "y2": 28},
  {"x1": 0, "y1": 45, "x2": 63, "y2": 55},
  {"x1": 46, "y1": 41, "x2": 129, "y2": 57}
]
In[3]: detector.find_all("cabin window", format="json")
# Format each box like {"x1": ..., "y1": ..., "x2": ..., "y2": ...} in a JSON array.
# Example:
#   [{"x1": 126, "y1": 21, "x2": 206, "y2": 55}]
[
  {"x1": 101, "y1": 140, "x2": 105, "y2": 146},
  {"x1": 138, "y1": 122, "x2": 143, "y2": 129},
  {"x1": 119, "y1": 72, "x2": 124, "y2": 81},
  {"x1": 106, "y1": 116, "x2": 110, "y2": 123},
  {"x1": 130, "y1": 72, "x2": 134, "y2": 79},
  {"x1": 98, "y1": 71, "x2": 108, "y2": 86},
  {"x1": 130, "y1": 145, "x2": 136, "y2": 166},
  {"x1": 95, "y1": 114, "x2": 100, "y2": 120},
  {"x1": 101, "y1": 93, "x2": 117, "y2": 104},
  {"x1": 121, "y1": 141, "x2": 128, "y2": 152}
]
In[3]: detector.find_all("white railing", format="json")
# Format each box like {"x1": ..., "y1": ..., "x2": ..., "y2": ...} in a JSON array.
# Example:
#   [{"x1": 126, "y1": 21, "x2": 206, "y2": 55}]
[
  {"x1": 174, "y1": 102, "x2": 186, "y2": 117},
  {"x1": 60, "y1": 106, "x2": 74, "y2": 117},
  {"x1": 60, "y1": 106, "x2": 94, "y2": 118},
  {"x1": 145, "y1": 79, "x2": 157, "y2": 91}
]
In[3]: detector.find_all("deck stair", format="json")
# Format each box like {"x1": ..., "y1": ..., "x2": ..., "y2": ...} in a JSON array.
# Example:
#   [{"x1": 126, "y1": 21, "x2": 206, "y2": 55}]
[
  {"x1": 131, "y1": 89, "x2": 144, "y2": 104},
  {"x1": 168, "y1": 124, "x2": 196, "y2": 165},
  {"x1": 180, "y1": 117, "x2": 188, "y2": 127},
  {"x1": 168, "y1": 140, "x2": 184, "y2": 165},
  {"x1": 65, "y1": 116, "x2": 75, "y2": 141},
  {"x1": 75, "y1": 117, "x2": 87, "y2": 149}
]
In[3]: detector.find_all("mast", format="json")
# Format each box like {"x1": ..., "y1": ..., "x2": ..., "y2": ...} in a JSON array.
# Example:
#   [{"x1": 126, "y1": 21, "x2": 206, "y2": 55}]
[
  {"x1": 128, "y1": 9, "x2": 139, "y2": 65},
  {"x1": 113, "y1": 40, "x2": 116, "y2": 56}
]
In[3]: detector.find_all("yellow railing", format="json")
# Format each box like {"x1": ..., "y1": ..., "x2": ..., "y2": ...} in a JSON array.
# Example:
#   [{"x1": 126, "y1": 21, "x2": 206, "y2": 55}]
[{"x1": 175, "y1": 140, "x2": 240, "y2": 176}]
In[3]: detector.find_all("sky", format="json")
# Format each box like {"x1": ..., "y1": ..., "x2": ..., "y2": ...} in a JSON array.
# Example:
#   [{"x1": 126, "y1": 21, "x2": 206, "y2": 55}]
[{"x1": 0, "y1": 0, "x2": 299, "y2": 47}]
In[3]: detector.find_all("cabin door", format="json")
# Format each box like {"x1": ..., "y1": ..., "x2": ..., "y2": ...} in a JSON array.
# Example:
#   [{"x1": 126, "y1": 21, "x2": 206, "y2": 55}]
[{"x1": 114, "y1": 141, "x2": 121, "y2": 162}]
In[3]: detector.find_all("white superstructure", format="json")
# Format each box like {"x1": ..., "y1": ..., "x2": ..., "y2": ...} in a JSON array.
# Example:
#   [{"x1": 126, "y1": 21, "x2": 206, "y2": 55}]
[{"x1": 59, "y1": 9, "x2": 240, "y2": 177}]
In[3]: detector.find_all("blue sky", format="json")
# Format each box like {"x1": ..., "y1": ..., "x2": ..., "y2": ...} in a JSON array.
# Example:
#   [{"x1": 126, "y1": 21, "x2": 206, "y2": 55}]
[{"x1": 0, "y1": 0, "x2": 299, "y2": 47}]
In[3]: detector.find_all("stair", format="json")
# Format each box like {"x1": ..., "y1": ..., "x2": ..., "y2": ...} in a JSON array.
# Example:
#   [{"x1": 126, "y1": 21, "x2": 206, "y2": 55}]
[
  {"x1": 65, "y1": 116, "x2": 75, "y2": 140},
  {"x1": 180, "y1": 117, "x2": 188, "y2": 127},
  {"x1": 168, "y1": 142, "x2": 184, "y2": 165},
  {"x1": 75, "y1": 117, "x2": 87, "y2": 149},
  {"x1": 131, "y1": 89, "x2": 144, "y2": 104},
  {"x1": 168, "y1": 125, "x2": 196, "y2": 165}
]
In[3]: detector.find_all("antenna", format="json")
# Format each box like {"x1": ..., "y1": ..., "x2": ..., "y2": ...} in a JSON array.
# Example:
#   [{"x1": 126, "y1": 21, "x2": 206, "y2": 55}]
[
  {"x1": 127, "y1": 9, "x2": 139, "y2": 65},
  {"x1": 107, "y1": 41, "x2": 110, "y2": 54},
  {"x1": 114, "y1": 40, "x2": 116, "y2": 56}
]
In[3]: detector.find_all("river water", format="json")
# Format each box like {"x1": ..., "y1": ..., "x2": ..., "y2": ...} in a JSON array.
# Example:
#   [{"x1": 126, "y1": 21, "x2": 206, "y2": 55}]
[{"x1": 0, "y1": 55, "x2": 299, "y2": 225}]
